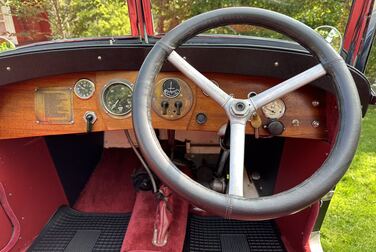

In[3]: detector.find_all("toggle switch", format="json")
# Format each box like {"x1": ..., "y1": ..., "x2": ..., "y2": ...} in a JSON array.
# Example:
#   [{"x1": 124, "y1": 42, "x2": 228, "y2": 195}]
[
  {"x1": 174, "y1": 101, "x2": 183, "y2": 115},
  {"x1": 161, "y1": 101, "x2": 169, "y2": 115},
  {"x1": 84, "y1": 111, "x2": 97, "y2": 133}
]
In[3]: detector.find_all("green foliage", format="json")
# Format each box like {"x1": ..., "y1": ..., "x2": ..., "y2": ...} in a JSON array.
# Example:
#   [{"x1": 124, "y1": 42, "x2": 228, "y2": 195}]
[
  {"x1": 2, "y1": 0, "x2": 130, "y2": 39},
  {"x1": 0, "y1": 41, "x2": 15, "y2": 52},
  {"x1": 152, "y1": 0, "x2": 352, "y2": 39},
  {"x1": 69, "y1": 0, "x2": 130, "y2": 38},
  {"x1": 3, "y1": 0, "x2": 352, "y2": 41},
  {"x1": 365, "y1": 42, "x2": 376, "y2": 87}
]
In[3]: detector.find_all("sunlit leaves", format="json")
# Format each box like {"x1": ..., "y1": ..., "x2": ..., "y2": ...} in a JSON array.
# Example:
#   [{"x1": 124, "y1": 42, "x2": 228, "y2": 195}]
[
  {"x1": 3, "y1": 0, "x2": 131, "y2": 39},
  {"x1": 152, "y1": 0, "x2": 351, "y2": 39}
]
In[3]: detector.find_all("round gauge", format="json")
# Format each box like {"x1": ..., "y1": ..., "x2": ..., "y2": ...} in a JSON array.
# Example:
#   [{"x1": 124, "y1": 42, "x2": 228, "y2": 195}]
[
  {"x1": 102, "y1": 80, "x2": 133, "y2": 117},
  {"x1": 261, "y1": 99, "x2": 286, "y2": 119},
  {"x1": 74, "y1": 79, "x2": 95, "y2": 99},
  {"x1": 162, "y1": 78, "x2": 181, "y2": 98}
]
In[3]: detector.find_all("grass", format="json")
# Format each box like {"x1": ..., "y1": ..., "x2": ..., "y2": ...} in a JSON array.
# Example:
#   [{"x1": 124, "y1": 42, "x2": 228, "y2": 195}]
[{"x1": 321, "y1": 106, "x2": 376, "y2": 251}]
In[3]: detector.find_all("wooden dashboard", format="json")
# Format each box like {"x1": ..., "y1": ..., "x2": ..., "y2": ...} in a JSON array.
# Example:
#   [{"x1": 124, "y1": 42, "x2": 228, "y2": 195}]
[{"x1": 0, "y1": 71, "x2": 328, "y2": 140}]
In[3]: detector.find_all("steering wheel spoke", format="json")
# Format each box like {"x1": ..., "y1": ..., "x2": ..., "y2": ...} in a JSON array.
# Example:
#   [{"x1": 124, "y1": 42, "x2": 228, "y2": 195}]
[
  {"x1": 168, "y1": 50, "x2": 232, "y2": 107},
  {"x1": 250, "y1": 64, "x2": 327, "y2": 110},
  {"x1": 228, "y1": 121, "x2": 247, "y2": 197}
]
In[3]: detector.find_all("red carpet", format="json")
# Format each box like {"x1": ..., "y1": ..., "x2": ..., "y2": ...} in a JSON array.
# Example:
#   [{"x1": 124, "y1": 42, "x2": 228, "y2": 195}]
[{"x1": 74, "y1": 148, "x2": 139, "y2": 213}]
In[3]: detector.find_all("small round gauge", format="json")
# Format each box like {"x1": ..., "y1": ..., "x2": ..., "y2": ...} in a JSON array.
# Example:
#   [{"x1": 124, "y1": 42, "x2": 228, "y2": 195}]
[
  {"x1": 102, "y1": 80, "x2": 133, "y2": 117},
  {"x1": 162, "y1": 78, "x2": 181, "y2": 98},
  {"x1": 262, "y1": 99, "x2": 286, "y2": 119},
  {"x1": 74, "y1": 79, "x2": 95, "y2": 99}
]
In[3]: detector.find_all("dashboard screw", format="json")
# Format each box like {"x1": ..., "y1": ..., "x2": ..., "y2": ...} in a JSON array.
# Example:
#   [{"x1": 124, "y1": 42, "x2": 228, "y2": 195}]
[
  {"x1": 312, "y1": 120, "x2": 320, "y2": 128},
  {"x1": 6, "y1": 66, "x2": 11, "y2": 71},
  {"x1": 292, "y1": 119, "x2": 300, "y2": 127},
  {"x1": 312, "y1": 100, "x2": 320, "y2": 107},
  {"x1": 274, "y1": 61, "x2": 279, "y2": 67},
  {"x1": 97, "y1": 56, "x2": 102, "y2": 61},
  {"x1": 251, "y1": 171, "x2": 261, "y2": 181}
]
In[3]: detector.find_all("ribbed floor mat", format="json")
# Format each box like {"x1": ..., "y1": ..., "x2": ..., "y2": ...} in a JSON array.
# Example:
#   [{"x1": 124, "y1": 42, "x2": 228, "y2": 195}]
[
  {"x1": 184, "y1": 215, "x2": 286, "y2": 252},
  {"x1": 29, "y1": 207, "x2": 131, "y2": 252}
]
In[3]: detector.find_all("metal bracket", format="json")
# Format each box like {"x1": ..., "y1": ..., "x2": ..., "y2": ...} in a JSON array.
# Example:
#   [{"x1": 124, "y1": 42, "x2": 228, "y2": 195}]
[{"x1": 322, "y1": 190, "x2": 335, "y2": 201}]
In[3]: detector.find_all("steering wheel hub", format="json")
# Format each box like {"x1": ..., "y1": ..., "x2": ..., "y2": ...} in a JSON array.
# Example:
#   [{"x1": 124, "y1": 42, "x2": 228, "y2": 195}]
[{"x1": 230, "y1": 100, "x2": 250, "y2": 117}]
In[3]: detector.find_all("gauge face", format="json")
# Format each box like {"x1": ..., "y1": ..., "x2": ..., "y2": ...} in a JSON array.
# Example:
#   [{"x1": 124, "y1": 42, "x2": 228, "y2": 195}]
[
  {"x1": 261, "y1": 99, "x2": 286, "y2": 119},
  {"x1": 102, "y1": 81, "x2": 133, "y2": 117},
  {"x1": 74, "y1": 79, "x2": 95, "y2": 99},
  {"x1": 162, "y1": 78, "x2": 181, "y2": 98}
]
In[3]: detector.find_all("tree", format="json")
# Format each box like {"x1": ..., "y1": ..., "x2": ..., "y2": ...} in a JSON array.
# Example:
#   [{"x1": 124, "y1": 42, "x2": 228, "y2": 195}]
[
  {"x1": 152, "y1": 0, "x2": 352, "y2": 39},
  {"x1": 1, "y1": 0, "x2": 131, "y2": 40},
  {"x1": 69, "y1": 0, "x2": 130, "y2": 38}
]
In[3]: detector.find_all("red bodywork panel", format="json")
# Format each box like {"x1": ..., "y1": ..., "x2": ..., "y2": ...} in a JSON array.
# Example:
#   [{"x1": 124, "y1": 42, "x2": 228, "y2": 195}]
[
  {"x1": 127, "y1": 0, "x2": 154, "y2": 37},
  {"x1": 0, "y1": 137, "x2": 67, "y2": 251},
  {"x1": 343, "y1": 0, "x2": 375, "y2": 64},
  {"x1": 12, "y1": 12, "x2": 52, "y2": 46},
  {"x1": 275, "y1": 139, "x2": 330, "y2": 252}
]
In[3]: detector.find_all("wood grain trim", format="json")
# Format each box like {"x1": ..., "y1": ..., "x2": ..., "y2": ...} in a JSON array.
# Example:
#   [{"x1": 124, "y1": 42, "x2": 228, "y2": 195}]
[{"x1": 0, "y1": 71, "x2": 327, "y2": 140}]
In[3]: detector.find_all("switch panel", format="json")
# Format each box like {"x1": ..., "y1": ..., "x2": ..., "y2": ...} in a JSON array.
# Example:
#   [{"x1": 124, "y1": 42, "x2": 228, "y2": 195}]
[{"x1": 152, "y1": 78, "x2": 193, "y2": 120}]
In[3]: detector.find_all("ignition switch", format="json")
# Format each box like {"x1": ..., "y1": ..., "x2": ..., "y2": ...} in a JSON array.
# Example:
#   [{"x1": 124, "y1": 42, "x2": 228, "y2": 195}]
[{"x1": 84, "y1": 111, "x2": 97, "y2": 133}]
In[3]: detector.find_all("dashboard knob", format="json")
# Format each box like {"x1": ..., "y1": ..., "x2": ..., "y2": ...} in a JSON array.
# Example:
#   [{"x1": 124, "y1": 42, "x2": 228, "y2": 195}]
[
  {"x1": 161, "y1": 101, "x2": 169, "y2": 115},
  {"x1": 266, "y1": 120, "x2": 285, "y2": 136},
  {"x1": 196, "y1": 113, "x2": 207, "y2": 125},
  {"x1": 175, "y1": 101, "x2": 183, "y2": 115}
]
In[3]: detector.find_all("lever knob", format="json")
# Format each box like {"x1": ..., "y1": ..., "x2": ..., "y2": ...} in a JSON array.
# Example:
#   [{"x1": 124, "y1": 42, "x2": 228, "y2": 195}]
[
  {"x1": 175, "y1": 101, "x2": 183, "y2": 115},
  {"x1": 161, "y1": 101, "x2": 169, "y2": 115}
]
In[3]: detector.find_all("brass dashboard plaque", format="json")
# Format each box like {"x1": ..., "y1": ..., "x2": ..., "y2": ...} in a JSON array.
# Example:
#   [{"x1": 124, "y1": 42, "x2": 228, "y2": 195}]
[{"x1": 35, "y1": 87, "x2": 73, "y2": 124}]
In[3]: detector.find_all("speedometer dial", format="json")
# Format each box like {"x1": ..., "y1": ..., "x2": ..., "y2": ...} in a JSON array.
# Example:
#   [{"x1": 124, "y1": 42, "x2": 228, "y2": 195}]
[{"x1": 102, "y1": 80, "x2": 133, "y2": 117}]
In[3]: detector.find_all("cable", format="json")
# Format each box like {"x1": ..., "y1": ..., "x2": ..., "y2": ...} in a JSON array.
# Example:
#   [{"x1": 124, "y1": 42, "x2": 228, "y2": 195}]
[{"x1": 124, "y1": 130, "x2": 158, "y2": 193}]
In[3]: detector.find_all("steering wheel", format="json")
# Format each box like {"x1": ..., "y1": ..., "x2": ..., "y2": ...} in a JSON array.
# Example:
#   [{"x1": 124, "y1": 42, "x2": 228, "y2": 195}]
[{"x1": 133, "y1": 7, "x2": 361, "y2": 220}]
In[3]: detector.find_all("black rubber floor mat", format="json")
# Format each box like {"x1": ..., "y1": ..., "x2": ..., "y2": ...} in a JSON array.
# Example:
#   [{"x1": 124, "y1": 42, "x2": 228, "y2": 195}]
[
  {"x1": 184, "y1": 215, "x2": 286, "y2": 252},
  {"x1": 29, "y1": 207, "x2": 131, "y2": 252}
]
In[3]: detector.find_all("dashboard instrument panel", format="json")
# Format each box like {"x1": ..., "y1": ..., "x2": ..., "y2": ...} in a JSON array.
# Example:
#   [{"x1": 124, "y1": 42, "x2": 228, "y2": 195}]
[{"x1": 0, "y1": 70, "x2": 328, "y2": 140}]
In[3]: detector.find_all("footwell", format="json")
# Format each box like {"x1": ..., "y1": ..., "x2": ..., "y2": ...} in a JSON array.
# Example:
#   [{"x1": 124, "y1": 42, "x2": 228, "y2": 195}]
[
  {"x1": 74, "y1": 148, "x2": 139, "y2": 213},
  {"x1": 29, "y1": 207, "x2": 131, "y2": 252}
]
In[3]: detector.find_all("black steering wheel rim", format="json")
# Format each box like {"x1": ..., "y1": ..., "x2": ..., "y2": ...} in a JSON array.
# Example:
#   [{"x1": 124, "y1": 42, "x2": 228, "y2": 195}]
[{"x1": 133, "y1": 7, "x2": 361, "y2": 220}]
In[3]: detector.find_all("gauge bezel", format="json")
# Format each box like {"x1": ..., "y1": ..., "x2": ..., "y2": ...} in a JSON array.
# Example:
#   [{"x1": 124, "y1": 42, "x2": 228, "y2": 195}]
[
  {"x1": 101, "y1": 79, "x2": 133, "y2": 118},
  {"x1": 73, "y1": 78, "x2": 96, "y2": 99}
]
